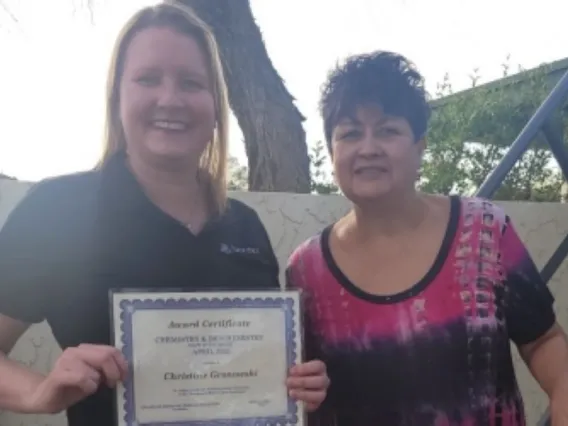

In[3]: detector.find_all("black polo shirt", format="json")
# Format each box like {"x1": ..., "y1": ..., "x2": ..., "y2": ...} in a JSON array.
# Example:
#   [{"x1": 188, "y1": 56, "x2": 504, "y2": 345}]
[{"x1": 0, "y1": 154, "x2": 280, "y2": 426}]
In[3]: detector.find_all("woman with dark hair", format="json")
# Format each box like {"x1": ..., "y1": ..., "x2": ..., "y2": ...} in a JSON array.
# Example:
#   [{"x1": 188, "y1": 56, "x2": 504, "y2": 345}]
[{"x1": 287, "y1": 51, "x2": 568, "y2": 425}]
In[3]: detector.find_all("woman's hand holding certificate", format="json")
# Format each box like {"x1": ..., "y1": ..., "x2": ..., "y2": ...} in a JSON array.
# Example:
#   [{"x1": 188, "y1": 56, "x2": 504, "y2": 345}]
[
  {"x1": 287, "y1": 360, "x2": 329, "y2": 412},
  {"x1": 23, "y1": 344, "x2": 128, "y2": 415}
]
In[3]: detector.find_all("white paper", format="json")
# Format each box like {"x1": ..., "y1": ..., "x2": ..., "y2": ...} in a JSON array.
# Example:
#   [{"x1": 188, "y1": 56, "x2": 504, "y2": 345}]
[{"x1": 112, "y1": 290, "x2": 303, "y2": 426}]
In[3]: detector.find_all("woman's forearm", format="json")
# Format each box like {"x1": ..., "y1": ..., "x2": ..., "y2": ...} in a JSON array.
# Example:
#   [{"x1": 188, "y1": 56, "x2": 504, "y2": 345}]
[
  {"x1": 520, "y1": 323, "x2": 568, "y2": 397},
  {"x1": 0, "y1": 352, "x2": 45, "y2": 413}
]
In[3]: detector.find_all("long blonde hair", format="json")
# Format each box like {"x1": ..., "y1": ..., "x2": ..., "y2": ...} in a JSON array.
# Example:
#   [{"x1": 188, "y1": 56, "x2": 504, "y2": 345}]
[{"x1": 98, "y1": 1, "x2": 230, "y2": 213}]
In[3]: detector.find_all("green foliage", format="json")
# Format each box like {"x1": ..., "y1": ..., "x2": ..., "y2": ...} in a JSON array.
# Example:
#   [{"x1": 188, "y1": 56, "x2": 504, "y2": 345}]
[
  {"x1": 228, "y1": 156, "x2": 248, "y2": 191},
  {"x1": 309, "y1": 140, "x2": 339, "y2": 195},
  {"x1": 421, "y1": 58, "x2": 568, "y2": 201},
  {"x1": 228, "y1": 141, "x2": 339, "y2": 194}
]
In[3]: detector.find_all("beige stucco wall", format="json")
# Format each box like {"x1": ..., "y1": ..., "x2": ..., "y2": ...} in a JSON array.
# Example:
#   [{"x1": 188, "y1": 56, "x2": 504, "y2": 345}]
[{"x1": 0, "y1": 179, "x2": 567, "y2": 426}]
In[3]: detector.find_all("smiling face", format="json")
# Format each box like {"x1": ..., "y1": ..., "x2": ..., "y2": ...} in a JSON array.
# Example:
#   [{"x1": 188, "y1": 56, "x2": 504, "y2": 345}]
[
  {"x1": 119, "y1": 26, "x2": 215, "y2": 168},
  {"x1": 331, "y1": 104, "x2": 424, "y2": 204}
]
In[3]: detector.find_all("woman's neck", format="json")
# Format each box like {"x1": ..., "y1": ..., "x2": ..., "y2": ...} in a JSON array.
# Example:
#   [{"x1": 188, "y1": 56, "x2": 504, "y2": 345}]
[{"x1": 350, "y1": 192, "x2": 429, "y2": 239}]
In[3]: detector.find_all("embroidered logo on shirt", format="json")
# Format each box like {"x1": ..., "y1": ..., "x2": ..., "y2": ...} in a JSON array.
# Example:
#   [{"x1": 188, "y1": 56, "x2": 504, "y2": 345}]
[{"x1": 220, "y1": 243, "x2": 260, "y2": 255}]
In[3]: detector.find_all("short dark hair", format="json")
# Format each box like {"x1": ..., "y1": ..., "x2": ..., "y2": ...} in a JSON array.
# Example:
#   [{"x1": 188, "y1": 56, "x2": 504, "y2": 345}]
[{"x1": 319, "y1": 51, "x2": 431, "y2": 147}]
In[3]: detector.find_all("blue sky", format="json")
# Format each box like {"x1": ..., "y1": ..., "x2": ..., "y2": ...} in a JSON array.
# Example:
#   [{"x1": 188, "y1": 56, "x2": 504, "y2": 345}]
[{"x1": 1, "y1": 0, "x2": 567, "y2": 181}]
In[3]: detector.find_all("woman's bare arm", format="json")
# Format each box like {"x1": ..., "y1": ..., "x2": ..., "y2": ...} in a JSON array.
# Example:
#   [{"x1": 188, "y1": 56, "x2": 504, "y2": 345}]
[{"x1": 0, "y1": 314, "x2": 46, "y2": 413}]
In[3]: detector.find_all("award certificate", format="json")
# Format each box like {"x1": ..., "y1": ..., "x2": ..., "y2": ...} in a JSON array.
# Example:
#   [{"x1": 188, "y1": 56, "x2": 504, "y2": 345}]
[{"x1": 111, "y1": 290, "x2": 304, "y2": 426}]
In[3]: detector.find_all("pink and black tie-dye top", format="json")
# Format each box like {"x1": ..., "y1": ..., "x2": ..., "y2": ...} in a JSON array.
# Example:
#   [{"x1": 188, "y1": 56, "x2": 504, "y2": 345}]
[{"x1": 286, "y1": 197, "x2": 555, "y2": 426}]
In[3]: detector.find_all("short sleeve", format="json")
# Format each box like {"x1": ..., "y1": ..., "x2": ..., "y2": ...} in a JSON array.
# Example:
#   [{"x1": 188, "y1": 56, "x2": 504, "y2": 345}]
[
  {"x1": 286, "y1": 268, "x2": 317, "y2": 360},
  {"x1": 0, "y1": 181, "x2": 58, "y2": 324},
  {"x1": 286, "y1": 243, "x2": 336, "y2": 419},
  {"x1": 501, "y1": 216, "x2": 556, "y2": 346},
  {"x1": 285, "y1": 247, "x2": 321, "y2": 362}
]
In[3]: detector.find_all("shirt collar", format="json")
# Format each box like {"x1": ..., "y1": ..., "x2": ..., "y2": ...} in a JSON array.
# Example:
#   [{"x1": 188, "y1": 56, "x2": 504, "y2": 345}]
[{"x1": 98, "y1": 150, "x2": 237, "y2": 230}]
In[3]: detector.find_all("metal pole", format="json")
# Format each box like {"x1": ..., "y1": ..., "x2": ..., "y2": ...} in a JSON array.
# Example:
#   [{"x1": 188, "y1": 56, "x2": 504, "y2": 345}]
[
  {"x1": 540, "y1": 234, "x2": 568, "y2": 284},
  {"x1": 476, "y1": 70, "x2": 568, "y2": 198},
  {"x1": 542, "y1": 121, "x2": 568, "y2": 181}
]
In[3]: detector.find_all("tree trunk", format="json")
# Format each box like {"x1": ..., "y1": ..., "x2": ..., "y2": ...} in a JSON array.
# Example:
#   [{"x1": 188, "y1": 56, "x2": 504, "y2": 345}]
[{"x1": 180, "y1": 0, "x2": 311, "y2": 193}]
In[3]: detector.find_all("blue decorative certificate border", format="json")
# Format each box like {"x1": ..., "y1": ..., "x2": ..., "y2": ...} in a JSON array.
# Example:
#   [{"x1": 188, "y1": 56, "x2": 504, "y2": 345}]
[{"x1": 117, "y1": 296, "x2": 300, "y2": 426}]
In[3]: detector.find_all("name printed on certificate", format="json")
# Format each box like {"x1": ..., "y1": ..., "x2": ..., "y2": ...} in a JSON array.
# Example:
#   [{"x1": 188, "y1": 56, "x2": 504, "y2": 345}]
[{"x1": 111, "y1": 290, "x2": 304, "y2": 426}]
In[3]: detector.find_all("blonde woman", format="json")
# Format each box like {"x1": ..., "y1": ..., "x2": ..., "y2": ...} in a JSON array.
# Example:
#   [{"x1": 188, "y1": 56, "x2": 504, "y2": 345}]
[{"x1": 0, "y1": 3, "x2": 328, "y2": 425}]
